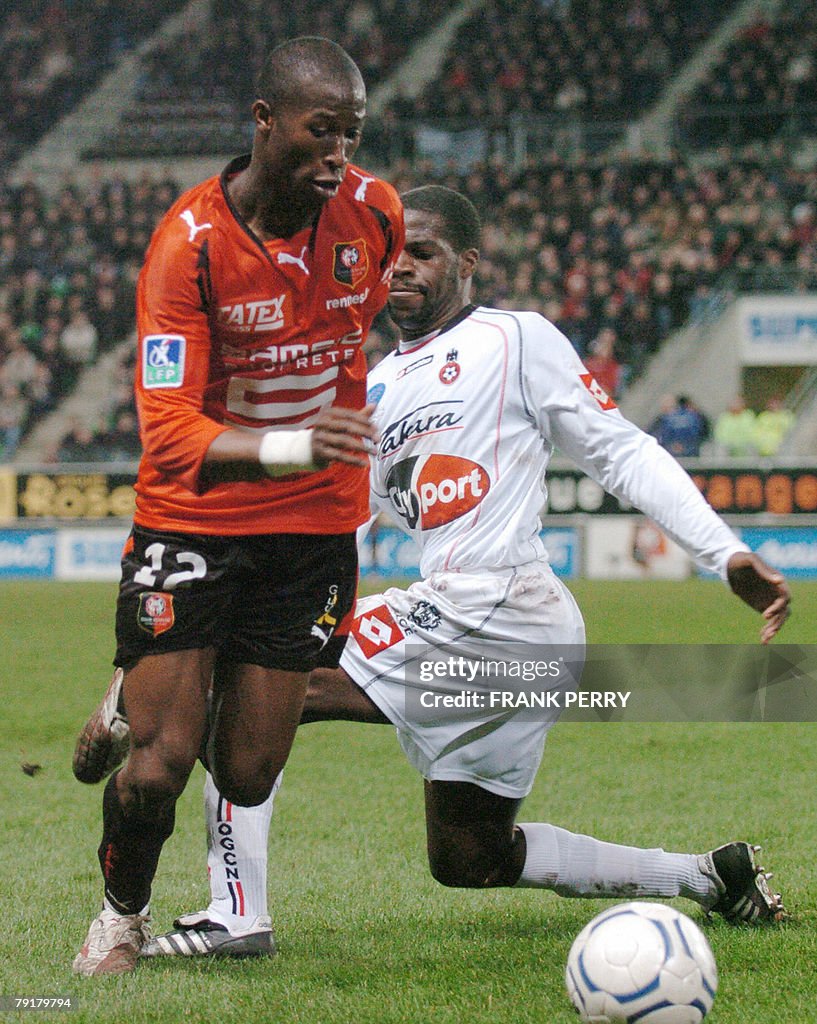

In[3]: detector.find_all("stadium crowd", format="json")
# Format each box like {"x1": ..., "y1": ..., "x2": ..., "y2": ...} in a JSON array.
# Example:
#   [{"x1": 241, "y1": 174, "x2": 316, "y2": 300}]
[
  {"x1": 0, "y1": 0, "x2": 187, "y2": 165},
  {"x1": 683, "y1": 0, "x2": 817, "y2": 149},
  {"x1": 0, "y1": 173, "x2": 176, "y2": 460},
  {"x1": 382, "y1": 150, "x2": 817, "y2": 367},
  {"x1": 87, "y1": 0, "x2": 459, "y2": 158},
  {"x1": 2, "y1": 147, "x2": 816, "y2": 461},
  {"x1": 86, "y1": 0, "x2": 755, "y2": 159},
  {"x1": 2, "y1": 0, "x2": 816, "y2": 461},
  {"x1": 388, "y1": 0, "x2": 740, "y2": 128}
]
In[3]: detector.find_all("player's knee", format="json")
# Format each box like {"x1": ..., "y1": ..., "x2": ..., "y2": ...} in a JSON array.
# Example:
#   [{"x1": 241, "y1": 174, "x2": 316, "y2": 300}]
[
  {"x1": 122, "y1": 753, "x2": 190, "y2": 805},
  {"x1": 428, "y1": 849, "x2": 494, "y2": 889},
  {"x1": 213, "y1": 764, "x2": 279, "y2": 807},
  {"x1": 303, "y1": 668, "x2": 389, "y2": 724},
  {"x1": 216, "y1": 781, "x2": 273, "y2": 807}
]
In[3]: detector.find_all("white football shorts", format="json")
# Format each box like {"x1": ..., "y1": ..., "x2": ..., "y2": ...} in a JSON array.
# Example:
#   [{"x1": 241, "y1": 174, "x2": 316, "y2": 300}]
[{"x1": 339, "y1": 560, "x2": 586, "y2": 798}]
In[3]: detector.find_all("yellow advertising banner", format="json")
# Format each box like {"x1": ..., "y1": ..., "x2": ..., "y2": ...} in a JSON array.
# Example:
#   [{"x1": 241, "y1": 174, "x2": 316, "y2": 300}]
[{"x1": 0, "y1": 469, "x2": 17, "y2": 523}]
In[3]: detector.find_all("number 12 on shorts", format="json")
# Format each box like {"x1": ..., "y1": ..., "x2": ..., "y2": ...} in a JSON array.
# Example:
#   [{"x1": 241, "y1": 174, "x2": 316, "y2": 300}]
[{"x1": 132, "y1": 542, "x2": 207, "y2": 590}]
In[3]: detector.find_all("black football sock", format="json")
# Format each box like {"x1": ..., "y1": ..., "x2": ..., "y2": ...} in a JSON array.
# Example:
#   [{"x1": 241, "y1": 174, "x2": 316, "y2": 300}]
[{"x1": 97, "y1": 770, "x2": 175, "y2": 915}]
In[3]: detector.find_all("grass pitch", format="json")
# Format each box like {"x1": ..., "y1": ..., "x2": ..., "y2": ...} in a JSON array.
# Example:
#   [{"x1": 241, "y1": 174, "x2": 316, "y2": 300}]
[{"x1": 0, "y1": 578, "x2": 815, "y2": 1023}]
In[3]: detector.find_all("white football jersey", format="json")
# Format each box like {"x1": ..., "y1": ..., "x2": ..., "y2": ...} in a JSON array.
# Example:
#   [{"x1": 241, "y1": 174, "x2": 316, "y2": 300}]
[{"x1": 366, "y1": 305, "x2": 747, "y2": 578}]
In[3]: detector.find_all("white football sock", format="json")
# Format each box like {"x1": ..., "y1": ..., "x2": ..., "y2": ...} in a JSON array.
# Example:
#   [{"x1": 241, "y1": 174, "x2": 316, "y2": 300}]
[
  {"x1": 203, "y1": 771, "x2": 279, "y2": 932},
  {"x1": 514, "y1": 823, "x2": 714, "y2": 904}
]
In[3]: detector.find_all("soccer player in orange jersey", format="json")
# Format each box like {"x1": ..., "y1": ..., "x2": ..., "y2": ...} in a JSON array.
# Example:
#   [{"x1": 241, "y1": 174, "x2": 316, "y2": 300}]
[
  {"x1": 75, "y1": 189, "x2": 789, "y2": 966},
  {"x1": 72, "y1": 37, "x2": 404, "y2": 976}
]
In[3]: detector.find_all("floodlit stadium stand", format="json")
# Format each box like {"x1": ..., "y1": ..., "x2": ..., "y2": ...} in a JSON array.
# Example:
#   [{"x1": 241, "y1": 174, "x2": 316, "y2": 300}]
[
  {"x1": 0, "y1": 0, "x2": 188, "y2": 165},
  {"x1": 2, "y1": 0, "x2": 816, "y2": 461},
  {"x1": 681, "y1": 0, "x2": 817, "y2": 149}
]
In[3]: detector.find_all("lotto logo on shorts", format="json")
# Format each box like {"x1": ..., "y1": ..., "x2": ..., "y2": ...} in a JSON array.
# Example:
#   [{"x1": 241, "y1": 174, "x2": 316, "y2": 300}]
[
  {"x1": 143, "y1": 335, "x2": 186, "y2": 389},
  {"x1": 137, "y1": 591, "x2": 175, "y2": 636},
  {"x1": 352, "y1": 604, "x2": 404, "y2": 659},
  {"x1": 386, "y1": 454, "x2": 490, "y2": 530},
  {"x1": 579, "y1": 373, "x2": 616, "y2": 410}
]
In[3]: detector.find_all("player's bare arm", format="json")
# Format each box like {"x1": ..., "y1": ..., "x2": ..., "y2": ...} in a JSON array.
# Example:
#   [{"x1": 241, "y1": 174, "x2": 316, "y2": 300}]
[
  {"x1": 726, "y1": 550, "x2": 791, "y2": 644},
  {"x1": 201, "y1": 404, "x2": 377, "y2": 479}
]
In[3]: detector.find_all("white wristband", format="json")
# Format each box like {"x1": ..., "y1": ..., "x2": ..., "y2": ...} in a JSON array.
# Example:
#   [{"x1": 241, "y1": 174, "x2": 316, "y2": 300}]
[{"x1": 258, "y1": 429, "x2": 315, "y2": 476}]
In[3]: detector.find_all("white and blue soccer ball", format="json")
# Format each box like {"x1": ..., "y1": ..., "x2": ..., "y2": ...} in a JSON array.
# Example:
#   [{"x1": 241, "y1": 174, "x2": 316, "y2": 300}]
[{"x1": 565, "y1": 901, "x2": 717, "y2": 1023}]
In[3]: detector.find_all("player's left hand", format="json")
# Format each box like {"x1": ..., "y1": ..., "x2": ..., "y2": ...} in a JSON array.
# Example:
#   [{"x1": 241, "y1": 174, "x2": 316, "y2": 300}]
[
  {"x1": 311, "y1": 404, "x2": 379, "y2": 468},
  {"x1": 726, "y1": 551, "x2": 791, "y2": 644}
]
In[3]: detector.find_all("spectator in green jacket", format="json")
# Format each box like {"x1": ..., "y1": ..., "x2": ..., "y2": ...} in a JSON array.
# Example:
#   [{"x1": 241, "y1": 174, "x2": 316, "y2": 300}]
[
  {"x1": 714, "y1": 396, "x2": 757, "y2": 457},
  {"x1": 754, "y1": 396, "x2": 794, "y2": 457}
]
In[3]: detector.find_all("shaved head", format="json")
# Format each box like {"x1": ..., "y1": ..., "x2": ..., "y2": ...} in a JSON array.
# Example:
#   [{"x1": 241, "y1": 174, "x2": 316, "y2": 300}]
[{"x1": 256, "y1": 37, "x2": 365, "y2": 111}]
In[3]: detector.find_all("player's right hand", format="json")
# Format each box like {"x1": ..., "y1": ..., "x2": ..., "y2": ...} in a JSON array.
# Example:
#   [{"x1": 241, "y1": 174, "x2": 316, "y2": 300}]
[
  {"x1": 311, "y1": 404, "x2": 379, "y2": 468},
  {"x1": 726, "y1": 551, "x2": 791, "y2": 644}
]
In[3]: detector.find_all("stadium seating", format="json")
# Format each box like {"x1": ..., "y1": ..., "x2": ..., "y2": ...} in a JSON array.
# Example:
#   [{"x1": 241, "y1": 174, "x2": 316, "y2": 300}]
[
  {"x1": 2, "y1": 0, "x2": 816, "y2": 461},
  {"x1": 0, "y1": 173, "x2": 178, "y2": 460},
  {"x1": 5, "y1": 146, "x2": 817, "y2": 461},
  {"x1": 0, "y1": 0, "x2": 188, "y2": 165},
  {"x1": 83, "y1": 0, "x2": 460, "y2": 158},
  {"x1": 681, "y1": 0, "x2": 817, "y2": 149},
  {"x1": 386, "y1": 0, "x2": 741, "y2": 125}
]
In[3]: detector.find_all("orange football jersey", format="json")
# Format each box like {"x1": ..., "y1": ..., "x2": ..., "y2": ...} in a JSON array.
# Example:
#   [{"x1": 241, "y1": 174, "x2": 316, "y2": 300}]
[{"x1": 133, "y1": 156, "x2": 404, "y2": 535}]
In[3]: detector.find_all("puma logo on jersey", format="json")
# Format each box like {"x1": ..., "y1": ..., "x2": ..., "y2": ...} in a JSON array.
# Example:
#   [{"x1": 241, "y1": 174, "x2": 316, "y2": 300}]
[
  {"x1": 179, "y1": 209, "x2": 212, "y2": 243},
  {"x1": 349, "y1": 170, "x2": 376, "y2": 201},
  {"x1": 277, "y1": 247, "x2": 310, "y2": 276},
  {"x1": 380, "y1": 259, "x2": 396, "y2": 287},
  {"x1": 218, "y1": 294, "x2": 289, "y2": 332}
]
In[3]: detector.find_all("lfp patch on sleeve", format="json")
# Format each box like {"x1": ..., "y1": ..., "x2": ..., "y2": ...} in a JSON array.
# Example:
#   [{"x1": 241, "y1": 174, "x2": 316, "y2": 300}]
[{"x1": 143, "y1": 335, "x2": 186, "y2": 389}]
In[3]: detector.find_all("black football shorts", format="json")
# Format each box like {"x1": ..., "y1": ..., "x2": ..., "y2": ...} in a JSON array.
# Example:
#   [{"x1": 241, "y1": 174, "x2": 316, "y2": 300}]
[{"x1": 114, "y1": 525, "x2": 357, "y2": 672}]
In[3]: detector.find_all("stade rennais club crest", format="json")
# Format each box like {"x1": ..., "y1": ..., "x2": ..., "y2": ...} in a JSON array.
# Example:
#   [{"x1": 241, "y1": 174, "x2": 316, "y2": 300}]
[{"x1": 332, "y1": 239, "x2": 368, "y2": 288}]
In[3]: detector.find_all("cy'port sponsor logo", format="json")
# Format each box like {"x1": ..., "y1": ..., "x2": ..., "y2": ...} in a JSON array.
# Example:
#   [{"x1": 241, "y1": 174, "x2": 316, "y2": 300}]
[
  {"x1": 218, "y1": 294, "x2": 290, "y2": 333},
  {"x1": 386, "y1": 454, "x2": 490, "y2": 530}
]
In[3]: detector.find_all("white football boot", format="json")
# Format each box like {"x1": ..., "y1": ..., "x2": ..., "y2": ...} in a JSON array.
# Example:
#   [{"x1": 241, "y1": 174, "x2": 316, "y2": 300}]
[{"x1": 73, "y1": 907, "x2": 151, "y2": 976}]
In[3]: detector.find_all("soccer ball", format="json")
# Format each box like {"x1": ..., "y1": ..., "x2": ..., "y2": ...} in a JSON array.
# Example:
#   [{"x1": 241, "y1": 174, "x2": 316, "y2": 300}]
[{"x1": 565, "y1": 902, "x2": 717, "y2": 1023}]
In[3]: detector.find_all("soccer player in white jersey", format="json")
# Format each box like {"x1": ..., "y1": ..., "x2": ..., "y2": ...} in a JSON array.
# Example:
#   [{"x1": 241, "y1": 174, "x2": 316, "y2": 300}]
[{"x1": 75, "y1": 186, "x2": 789, "y2": 959}]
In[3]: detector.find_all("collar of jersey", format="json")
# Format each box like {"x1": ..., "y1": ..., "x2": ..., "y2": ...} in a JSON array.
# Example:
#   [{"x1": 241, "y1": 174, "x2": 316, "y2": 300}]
[
  {"x1": 397, "y1": 303, "x2": 478, "y2": 355},
  {"x1": 220, "y1": 153, "x2": 321, "y2": 263}
]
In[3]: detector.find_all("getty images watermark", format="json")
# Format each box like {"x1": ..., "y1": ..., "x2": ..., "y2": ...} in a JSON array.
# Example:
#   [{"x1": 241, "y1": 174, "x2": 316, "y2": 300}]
[
  {"x1": 402, "y1": 644, "x2": 817, "y2": 723},
  {"x1": 417, "y1": 655, "x2": 630, "y2": 711}
]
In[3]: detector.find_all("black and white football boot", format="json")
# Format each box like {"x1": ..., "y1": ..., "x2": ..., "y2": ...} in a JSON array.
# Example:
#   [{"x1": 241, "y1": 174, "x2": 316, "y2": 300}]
[
  {"x1": 141, "y1": 912, "x2": 276, "y2": 959},
  {"x1": 699, "y1": 842, "x2": 786, "y2": 924}
]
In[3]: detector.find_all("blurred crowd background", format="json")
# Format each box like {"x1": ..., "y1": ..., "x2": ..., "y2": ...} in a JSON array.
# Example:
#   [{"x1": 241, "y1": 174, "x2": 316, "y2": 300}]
[{"x1": 2, "y1": 0, "x2": 816, "y2": 463}]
